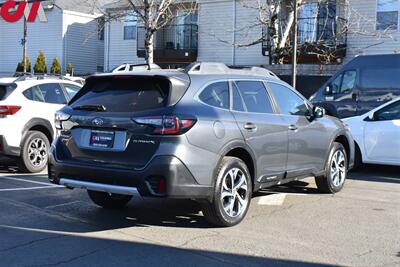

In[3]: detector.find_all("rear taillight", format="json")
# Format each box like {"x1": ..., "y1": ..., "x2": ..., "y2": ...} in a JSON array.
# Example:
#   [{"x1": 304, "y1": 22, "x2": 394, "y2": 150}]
[
  {"x1": 132, "y1": 116, "x2": 196, "y2": 135},
  {"x1": 0, "y1": 105, "x2": 21, "y2": 115},
  {"x1": 55, "y1": 111, "x2": 71, "y2": 130}
]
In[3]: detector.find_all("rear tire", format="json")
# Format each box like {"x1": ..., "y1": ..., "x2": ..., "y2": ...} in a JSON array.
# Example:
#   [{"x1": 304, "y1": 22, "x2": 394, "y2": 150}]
[
  {"x1": 201, "y1": 157, "x2": 252, "y2": 227},
  {"x1": 19, "y1": 131, "x2": 50, "y2": 173},
  {"x1": 87, "y1": 190, "x2": 132, "y2": 209},
  {"x1": 315, "y1": 142, "x2": 348, "y2": 193}
]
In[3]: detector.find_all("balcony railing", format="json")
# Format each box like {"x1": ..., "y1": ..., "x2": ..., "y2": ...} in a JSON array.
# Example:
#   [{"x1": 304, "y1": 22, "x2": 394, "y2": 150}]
[
  {"x1": 137, "y1": 24, "x2": 198, "y2": 64},
  {"x1": 262, "y1": 16, "x2": 347, "y2": 64}
]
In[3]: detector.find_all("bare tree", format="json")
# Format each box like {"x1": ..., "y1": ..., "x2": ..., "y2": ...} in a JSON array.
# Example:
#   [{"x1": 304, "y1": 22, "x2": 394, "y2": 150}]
[{"x1": 95, "y1": 0, "x2": 197, "y2": 69}]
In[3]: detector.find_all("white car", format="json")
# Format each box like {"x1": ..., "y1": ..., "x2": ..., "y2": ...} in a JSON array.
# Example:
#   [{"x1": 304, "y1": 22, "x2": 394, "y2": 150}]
[
  {"x1": 343, "y1": 98, "x2": 400, "y2": 167},
  {"x1": 112, "y1": 63, "x2": 161, "y2": 73},
  {"x1": 0, "y1": 76, "x2": 82, "y2": 173}
]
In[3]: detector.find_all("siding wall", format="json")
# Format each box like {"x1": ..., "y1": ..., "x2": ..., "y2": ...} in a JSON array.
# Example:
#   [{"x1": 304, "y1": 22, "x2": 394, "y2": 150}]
[
  {"x1": 62, "y1": 10, "x2": 101, "y2": 75},
  {"x1": 0, "y1": 8, "x2": 63, "y2": 75},
  {"x1": 104, "y1": 19, "x2": 145, "y2": 72}
]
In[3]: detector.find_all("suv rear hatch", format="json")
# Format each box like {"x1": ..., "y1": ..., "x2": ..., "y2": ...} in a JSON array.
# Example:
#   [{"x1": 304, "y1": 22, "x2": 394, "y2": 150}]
[{"x1": 57, "y1": 73, "x2": 191, "y2": 169}]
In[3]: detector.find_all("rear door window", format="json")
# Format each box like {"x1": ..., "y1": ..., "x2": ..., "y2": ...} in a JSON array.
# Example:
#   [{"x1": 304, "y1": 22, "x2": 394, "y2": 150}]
[
  {"x1": 23, "y1": 86, "x2": 45, "y2": 102},
  {"x1": 38, "y1": 83, "x2": 68, "y2": 104},
  {"x1": 233, "y1": 81, "x2": 274, "y2": 114},
  {"x1": 361, "y1": 68, "x2": 400, "y2": 89},
  {"x1": 199, "y1": 82, "x2": 230, "y2": 109},
  {"x1": 71, "y1": 77, "x2": 170, "y2": 112}
]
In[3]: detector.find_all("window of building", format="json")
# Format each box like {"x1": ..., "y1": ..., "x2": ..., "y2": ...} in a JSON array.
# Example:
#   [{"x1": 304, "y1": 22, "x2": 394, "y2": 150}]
[
  {"x1": 124, "y1": 12, "x2": 137, "y2": 40},
  {"x1": 377, "y1": 0, "x2": 399, "y2": 30}
]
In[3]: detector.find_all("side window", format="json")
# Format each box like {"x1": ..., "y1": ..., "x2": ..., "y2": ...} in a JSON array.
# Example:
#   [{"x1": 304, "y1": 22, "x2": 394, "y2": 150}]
[
  {"x1": 38, "y1": 83, "x2": 67, "y2": 104},
  {"x1": 124, "y1": 13, "x2": 137, "y2": 40},
  {"x1": 361, "y1": 68, "x2": 400, "y2": 89},
  {"x1": 23, "y1": 86, "x2": 45, "y2": 102},
  {"x1": 375, "y1": 100, "x2": 400, "y2": 121},
  {"x1": 329, "y1": 70, "x2": 356, "y2": 94},
  {"x1": 199, "y1": 82, "x2": 230, "y2": 109},
  {"x1": 269, "y1": 83, "x2": 309, "y2": 116},
  {"x1": 63, "y1": 84, "x2": 81, "y2": 99},
  {"x1": 234, "y1": 81, "x2": 274, "y2": 114}
]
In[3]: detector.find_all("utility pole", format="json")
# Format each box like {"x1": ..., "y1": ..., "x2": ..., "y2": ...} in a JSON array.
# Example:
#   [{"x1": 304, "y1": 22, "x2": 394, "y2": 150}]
[
  {"x1": 22, "y1": 0, "x2": 28, "y2": 73},
  {"x1": 291, "y1": 0, "x2": 298, "y2": 88}
]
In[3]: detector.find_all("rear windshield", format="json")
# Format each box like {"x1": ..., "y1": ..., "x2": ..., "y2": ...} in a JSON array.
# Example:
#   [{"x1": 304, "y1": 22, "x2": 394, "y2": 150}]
[
  {"x1": 70, "y1": 77, "x2": 170, "y2": 112},
  {"x1": 361, "y1": 68, "x2": 400, "y2": 89},
  {"x1": 0, "y1": 86, "x2": 8, "y2": 100}
]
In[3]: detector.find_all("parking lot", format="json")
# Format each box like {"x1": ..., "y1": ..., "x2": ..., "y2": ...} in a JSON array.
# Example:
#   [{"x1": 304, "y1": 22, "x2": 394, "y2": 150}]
[{"x1": 0, "y1": 161, "x2": 398, "y2": 267}]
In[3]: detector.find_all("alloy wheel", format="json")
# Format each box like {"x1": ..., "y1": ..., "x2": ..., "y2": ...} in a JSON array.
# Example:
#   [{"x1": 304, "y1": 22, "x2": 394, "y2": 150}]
[
  {"x1": 220, "y1": 168, "x2": 249, "y2": 218},
  {"x1": 330, "y1": 150, "x2": 346, "y2": 187},
  {"x1": 28, "y1": 138, "x2": 48, "y2": 167}
]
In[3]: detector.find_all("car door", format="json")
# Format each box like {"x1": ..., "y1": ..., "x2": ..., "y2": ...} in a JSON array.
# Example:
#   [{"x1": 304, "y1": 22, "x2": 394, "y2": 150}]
[
  {"x1": 230, "y1": 80, "x2": 288, "y2": 182},
  {"x1": 37, "y1": 83, "x2": 68, "y2": 129},
  {"x1": 325, "y1": 70, "x2": 358, "y2": 118},
  {"x1": 364, "y1": 100, "x2": 400, "y2": 163},
  {"x1": 268, "y1": 82, "x2": 332, "y2": 177}
]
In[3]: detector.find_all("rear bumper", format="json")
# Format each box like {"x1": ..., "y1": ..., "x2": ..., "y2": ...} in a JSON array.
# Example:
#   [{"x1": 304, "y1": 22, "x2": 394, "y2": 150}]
[
  {"x1": 48, "y1": 143, "x2": 212, "y2": 200},
  {"x1": 0, "y1": 135, "x2": 20, "y2": 157}
]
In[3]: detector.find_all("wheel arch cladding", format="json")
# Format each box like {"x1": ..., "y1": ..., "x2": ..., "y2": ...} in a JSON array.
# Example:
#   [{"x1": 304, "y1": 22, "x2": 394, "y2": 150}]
[
  {"x1": 334, "y1": 135, "x2": 350, "y2": 164},
  {"x1": 225, "y1": 147, "x2": 255, "y2": 185},
  {"x1": 22, "y1": 118, "x2": 54, "y2": 144}
]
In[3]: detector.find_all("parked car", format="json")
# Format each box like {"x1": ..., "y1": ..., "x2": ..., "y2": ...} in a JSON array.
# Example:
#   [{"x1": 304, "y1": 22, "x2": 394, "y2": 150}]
[
  {"x1": 64, "y1": 75, "x2": 85, "y2": 85},
  {"x1": 343, "y1": 97, "x2": 400, "y2": 167},
  {"x1": 112, "y1": 63, "x2": 161, "y2": 73},
  {"x1": 48, "y1": 63, "x2": 354, "y2": 227},
  {"x1": 310, "y1": 54, "x2": 400, "y2": 119},
  {"x1": 0, "y1": 75, "x2": 82, "y2": 173}
]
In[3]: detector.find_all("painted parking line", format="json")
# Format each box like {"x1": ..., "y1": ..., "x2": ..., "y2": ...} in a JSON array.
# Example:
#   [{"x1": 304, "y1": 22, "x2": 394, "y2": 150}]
[
  {"x1": 257, "y1": 192, "x2": 308, "y2": 206},
  {"x1": 0, "y1": 176, "x2": 55, "y2": 186},
  {"x1": 0, "y1": 185, "x2": 62, "y2": 192}
]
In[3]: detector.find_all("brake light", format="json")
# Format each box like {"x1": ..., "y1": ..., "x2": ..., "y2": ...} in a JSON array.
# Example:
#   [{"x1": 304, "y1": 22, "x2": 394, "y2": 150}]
[
  {"x1": 0, "y1": 105, "x2": 21, "y2": 115},
  {"x1": 132, "y1": 116, "x2": 196, "y2": 135},
  {"x1": 55, "y1": 111, "x2": 71, "y2": 130}
]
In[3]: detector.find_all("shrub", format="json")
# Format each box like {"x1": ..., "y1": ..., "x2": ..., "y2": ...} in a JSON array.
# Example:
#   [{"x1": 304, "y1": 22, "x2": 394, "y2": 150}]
[
  {"x1": 16, "y1": 57, "x2": 31, "y2": 73},
  {"x1": 66, "y1": 63, "x2": 73, "y2": 75},
  {"x1": 33, "y1": 51, "x2": 47, "y2": 74},
  {"x1": 50, "y1": 57, "x2": 61, "y2": 75}
]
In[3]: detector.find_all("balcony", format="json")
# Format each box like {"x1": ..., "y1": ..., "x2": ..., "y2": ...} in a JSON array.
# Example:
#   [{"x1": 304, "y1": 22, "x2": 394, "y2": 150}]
[
  {"x1": 262, "y1": 16, "x2": 347, "y2": 64},
  {"x1": 137, "y1": 24, "x2": 198, "y2": 67}
]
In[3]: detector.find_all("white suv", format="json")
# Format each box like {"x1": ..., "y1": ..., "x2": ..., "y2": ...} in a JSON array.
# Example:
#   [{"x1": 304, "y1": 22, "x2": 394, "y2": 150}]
[{"x1": 0, "y1": 76, "x2": 82, "y2": 173}]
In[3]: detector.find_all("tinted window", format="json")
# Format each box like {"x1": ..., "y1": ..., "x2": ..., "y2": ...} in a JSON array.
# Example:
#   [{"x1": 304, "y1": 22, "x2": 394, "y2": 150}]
[
  {"x1": 71, "y1": 77, "x2": 170, "y2": 113},
  {"x1": 232, "y1": 84, "x2": 246, "y2": 112},
  {"x1": 376, "y1": 100, "x2": 400, "y2": 121},
  {"x1": 38, "y1": 83, "x2": 67, "y2": 104},
  {"x1": 234, "y1": 81, "x2": 274, "y2": 114},
  {"x1": 0, "y1": 86, "x2": 7, "y2": 100},
  {"x1": 23, "y1": 86, "x2": 45, "y2": 102},
  {"x1": 330, "y1": 70, "x2": 356, "y2": 94},
  {"x1": 199, "y1": 82, "x2": 229, "y2": 109},
  {"x1": 361, "y1": 68, "x2": 400, "y2": 89},
  {"x1": 269, "y1": 83, "x2": 309, "y2": 116},
  {"x1": 63, "y1": 84, "x2": 81, "y2": 99}
]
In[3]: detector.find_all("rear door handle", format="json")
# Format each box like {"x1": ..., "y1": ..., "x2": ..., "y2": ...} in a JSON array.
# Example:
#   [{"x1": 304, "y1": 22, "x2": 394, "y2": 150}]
[
  {"x1": 288, "y1": 125, "x2": 298, "y2": 131},
  {"x1": 244, "y1": 122, "x2": 257, "y2": 131}
]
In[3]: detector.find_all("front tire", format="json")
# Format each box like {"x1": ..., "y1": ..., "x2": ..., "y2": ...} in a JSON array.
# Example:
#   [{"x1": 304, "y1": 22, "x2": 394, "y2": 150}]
[
  {"x1": 201, "y1": 157, "x2": 252, "y2": 227},
  {"x1": 315, "y1": 142, "x2": 348, "y2": 193},
  {"x1": 19, "y1": 131, "x2": 50, "y2": 173},
  {"x1": 87, "y1": 190, "x2": 132, "y2": 209}
]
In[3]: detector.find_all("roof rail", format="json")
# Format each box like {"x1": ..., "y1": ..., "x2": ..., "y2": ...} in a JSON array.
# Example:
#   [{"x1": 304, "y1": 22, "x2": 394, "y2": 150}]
[
  {"x1": 14, "y1": 74, "x2": 70, "y2": 82},
  {"x1": 185, "y1": 62, "x2": 279, "y2": 78}
]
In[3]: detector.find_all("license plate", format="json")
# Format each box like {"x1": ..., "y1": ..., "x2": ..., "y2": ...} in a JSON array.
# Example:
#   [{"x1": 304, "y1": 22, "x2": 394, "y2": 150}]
[{"x1": 90, "y1": 130, "x2": 115, "y2": 148}]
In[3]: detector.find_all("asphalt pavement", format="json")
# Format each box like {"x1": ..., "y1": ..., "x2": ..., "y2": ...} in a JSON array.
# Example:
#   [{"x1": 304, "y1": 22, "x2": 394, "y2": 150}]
[{"x1": 0, "y1": 162, "x2": 399, "y2": 267}]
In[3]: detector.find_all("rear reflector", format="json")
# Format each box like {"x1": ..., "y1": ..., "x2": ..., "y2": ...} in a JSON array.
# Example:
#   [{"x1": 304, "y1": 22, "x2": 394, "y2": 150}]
[{"x1": 0, "y1": 106, "x2": 21, "y2": 115}]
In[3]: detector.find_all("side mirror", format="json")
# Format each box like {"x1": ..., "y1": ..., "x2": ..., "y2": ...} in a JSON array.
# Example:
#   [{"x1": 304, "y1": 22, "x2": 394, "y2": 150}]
[
  {"x1": 313, "y1": 106, "x2": 325, "y2": 119},
  {"x1": 325, "y1": 85, "x2": 333, "y2": 96}
]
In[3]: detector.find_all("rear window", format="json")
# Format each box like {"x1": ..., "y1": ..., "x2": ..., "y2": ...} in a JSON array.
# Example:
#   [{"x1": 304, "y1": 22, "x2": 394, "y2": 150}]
[
  {"x1": 0, "y1": 86, "x2": 7, "y2": 100},
  {"x1": 70, "y1": 77, "x2": 170, "y2": 112},
  {"x1": 361, "y1": 68, "x2": 400, "y2": 89}
]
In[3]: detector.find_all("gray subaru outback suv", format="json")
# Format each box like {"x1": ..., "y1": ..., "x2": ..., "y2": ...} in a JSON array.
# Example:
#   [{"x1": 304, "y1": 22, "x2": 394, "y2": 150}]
[{"x1": 49, "y1": 63, "x2": 354, "y2": 227}]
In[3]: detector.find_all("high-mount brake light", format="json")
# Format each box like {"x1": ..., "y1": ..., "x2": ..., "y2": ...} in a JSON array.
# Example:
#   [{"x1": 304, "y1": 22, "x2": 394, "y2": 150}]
[
  {"x1": 132, "y1": 116, "x2": 196, "y2": 135},
  {"x1": 0, "y1": 105, "x2": 21, "y2": 115}
]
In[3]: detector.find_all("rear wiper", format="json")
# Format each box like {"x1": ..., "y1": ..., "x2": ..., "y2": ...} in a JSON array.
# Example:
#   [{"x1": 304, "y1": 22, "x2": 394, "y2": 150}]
[{"x1": 73, "y1": 104, "x2": 107, "y2": 112}]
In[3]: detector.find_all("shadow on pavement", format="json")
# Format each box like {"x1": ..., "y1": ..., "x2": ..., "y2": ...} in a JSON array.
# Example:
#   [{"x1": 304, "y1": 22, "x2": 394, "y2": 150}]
[
  {"x1": 349, "y1": 164, "x2": 400, "y2": 184},
  {"x1": 0, "y1": 223, "x2": 338, "y2": 267}
]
